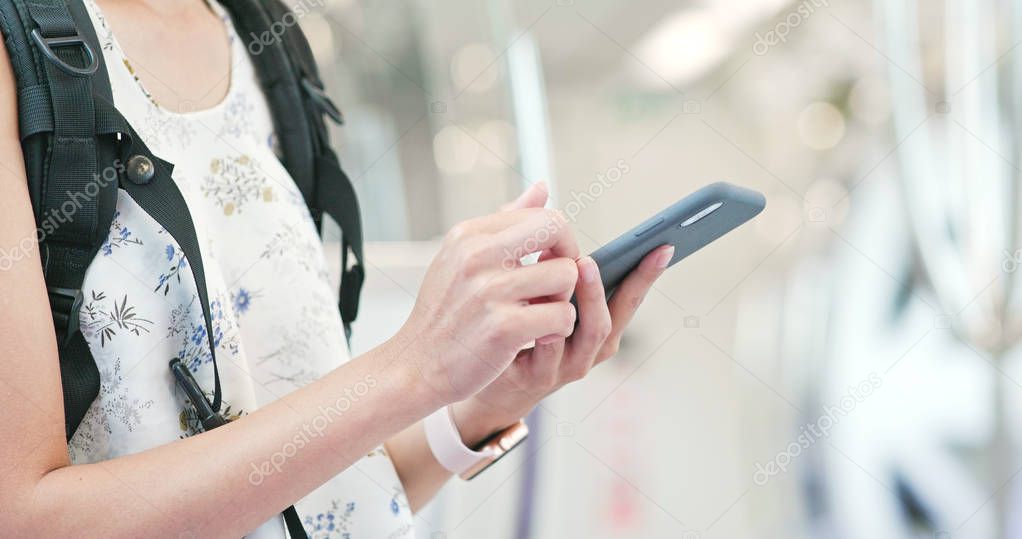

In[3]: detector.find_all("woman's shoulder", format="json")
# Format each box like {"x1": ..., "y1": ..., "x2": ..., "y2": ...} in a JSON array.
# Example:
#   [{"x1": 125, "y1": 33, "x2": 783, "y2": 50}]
[{"x1": 0, "y1": 39, "x2": 20, "y2": 162}]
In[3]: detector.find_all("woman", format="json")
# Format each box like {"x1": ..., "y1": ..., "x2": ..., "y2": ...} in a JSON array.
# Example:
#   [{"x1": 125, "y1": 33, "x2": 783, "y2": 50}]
[{"x1": 0, "y1": 0, "x2": 673, "y2": 536}]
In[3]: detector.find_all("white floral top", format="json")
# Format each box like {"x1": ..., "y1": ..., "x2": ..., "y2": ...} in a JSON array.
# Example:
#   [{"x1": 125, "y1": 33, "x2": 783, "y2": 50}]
[{"x1": 72, "y1": 1, "x2": 414, "y2": 537}]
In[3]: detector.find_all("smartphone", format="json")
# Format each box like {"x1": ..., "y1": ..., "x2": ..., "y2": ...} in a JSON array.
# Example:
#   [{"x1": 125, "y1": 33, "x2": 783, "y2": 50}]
[{"x1": 587, "y1": 181, "x2": 766, "y2": 299}]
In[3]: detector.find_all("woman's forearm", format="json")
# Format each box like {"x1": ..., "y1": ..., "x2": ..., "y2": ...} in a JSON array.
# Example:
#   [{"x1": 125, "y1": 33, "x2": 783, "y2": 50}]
[
  {"x1": 386, "y1": 422, "x2": 453, "y2": 513},
  {"x1": 14, "y1": 336, "x2": 443, "y2": 538}
]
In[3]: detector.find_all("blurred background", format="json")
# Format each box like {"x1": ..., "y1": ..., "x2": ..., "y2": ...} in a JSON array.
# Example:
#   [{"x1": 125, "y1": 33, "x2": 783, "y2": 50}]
[{"x1": 304, "y1": 0, "x2": 1022, "y2": 537}]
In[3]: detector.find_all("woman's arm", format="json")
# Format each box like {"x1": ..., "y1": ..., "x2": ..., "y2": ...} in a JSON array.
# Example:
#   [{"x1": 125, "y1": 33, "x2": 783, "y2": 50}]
[
  {"x1": 0, "y1": 103, "x2": 438, "y2": 535},
  {"x1": 0, "y1": 39, "x2": 582, "y2": 536},
  {"x1": 0, "y1": 39, "x2": 442, "y2": 537},
  {"x1": 18, "y1": 340, "x2": 438, "y2": 537}
]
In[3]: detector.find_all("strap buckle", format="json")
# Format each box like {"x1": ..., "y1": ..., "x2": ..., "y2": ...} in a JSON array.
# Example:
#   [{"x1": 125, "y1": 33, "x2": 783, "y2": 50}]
[
  {"x1": 301, "y1": 78, "x2": 344, "y2": 125},
  {"x1": 169, "y1": 359, "x2": 227, "y2": 432},
  {"x1": 339, "y1": 259, "x2": 363, "y2": 318},
  {"x1": 47, "y1": 286, "x2": 84, "y2": 340},
  {"x1": 30, "y1": 29, "x2": 99, "y2": 77}
]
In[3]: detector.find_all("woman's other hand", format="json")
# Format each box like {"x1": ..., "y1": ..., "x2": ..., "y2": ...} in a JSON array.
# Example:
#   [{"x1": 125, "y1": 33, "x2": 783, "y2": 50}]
[
  {"x1": 449, "y1": 183, "x2": 673, "y2": 444},
  {"x1": 397, "y1": 183, "x2": 581, "y2": 404}
]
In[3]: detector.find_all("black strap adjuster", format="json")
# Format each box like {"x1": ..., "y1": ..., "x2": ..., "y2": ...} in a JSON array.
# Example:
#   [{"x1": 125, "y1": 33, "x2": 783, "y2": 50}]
[
  {"x1": 169, "y1": 359, "x2": 227, "y2": 432},
  {"x1": 339, "y1": 262, "x2": 364, "y2": 321},
  {"x1": 47, "y1": 286, "x2": 84, "y2": 340},
  {"x1": 301, "y1": 78, "x2": 343, "y2": 124},
  {"x1": 30, "y1": 29, "x2": 98, "y2": 77}
]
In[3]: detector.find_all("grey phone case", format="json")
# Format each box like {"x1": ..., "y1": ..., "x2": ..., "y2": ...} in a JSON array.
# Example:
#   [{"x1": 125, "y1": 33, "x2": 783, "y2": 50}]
[{"x1": 589, "y1": 181, "x2": 766, "y2": 299}]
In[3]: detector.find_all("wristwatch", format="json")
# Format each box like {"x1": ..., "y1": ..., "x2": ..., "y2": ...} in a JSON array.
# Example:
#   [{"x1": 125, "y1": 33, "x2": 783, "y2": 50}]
[{"x1": 424, "y1": 406, "x2": 529, "y2": 480}]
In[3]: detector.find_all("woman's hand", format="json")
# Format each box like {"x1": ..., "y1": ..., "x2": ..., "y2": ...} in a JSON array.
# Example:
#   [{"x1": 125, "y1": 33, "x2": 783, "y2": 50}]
[
  {"x1": 449, "y1": 184, "x2": 674, "y2": 445},
  {"x1": 384, "y1": 183, "x2": 669, "y2": 511},
  {"x1": 396, "y1": 192, "x2": 583, "y2": 404}
]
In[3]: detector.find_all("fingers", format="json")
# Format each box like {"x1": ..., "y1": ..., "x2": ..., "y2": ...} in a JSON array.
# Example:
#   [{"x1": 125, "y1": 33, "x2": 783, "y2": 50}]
[
  {"x1": 445, "y1": 181, "x2": 578, "y2": 273},
  {"x1": 598, "y1": 245, "x2": 673, "y2": 362},
  {"x1": 459, "y1": 182, "x2": 548, "y2": 237},
  {"x1": 523, "y1": 337, "x2": 565, "y2": 390},
  {"x1": 506, "y1": 301, "x2": 576, "y2": 348},
  {"x1": 527, "y1": 248, "x2": 573, "y2": 301},
  {"x1": 495, "y1": 208, "x2": 579, "y2": 261},
  {"x1": 448, "y1": 201, "x2": 551, "y2": 240},
  {"x1": 449, "y1": 206, "x2": 571, "y2": 253},
  {"x1": 562, "y1": 256, "x2": 612, "y2": 379},
  {"x1": 500, "y1": 182, "x2": 548, "y2": 211},
  {"x1": 485, "y1": 257, "x2": 578, "y2": 301}
]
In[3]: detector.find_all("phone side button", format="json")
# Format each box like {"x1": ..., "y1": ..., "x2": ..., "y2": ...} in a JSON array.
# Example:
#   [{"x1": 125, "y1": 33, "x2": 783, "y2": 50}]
[{"x1": 634, "y1": 216, "x2": 665, "y2": 237}]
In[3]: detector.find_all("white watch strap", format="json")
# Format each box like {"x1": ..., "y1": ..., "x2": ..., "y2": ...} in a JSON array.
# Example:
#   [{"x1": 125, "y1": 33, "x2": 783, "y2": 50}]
[{"x1": 424, "y1": 406, "x2": 495, "y2": 475}]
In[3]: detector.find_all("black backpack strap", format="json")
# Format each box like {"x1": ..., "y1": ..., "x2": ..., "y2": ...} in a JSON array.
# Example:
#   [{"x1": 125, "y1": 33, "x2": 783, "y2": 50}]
[
  {"x1": 0, "y1": 0, "x2": 114, "y2": 438},
  {"x1": 3, "y1": 3, "x2": 311, "y2": 535},
  {"x1": 220, "y1": 0, "x2": 364, "y2": 340},
  {"x1": 111, "y1": 122, "x2": 225, "y2": 413},
  {"x1": 265, "y1": 0, "x2": 364, "y2": 338},
  {"x1": 25, "y1": 1, "x2": 100, "y2": 250},
  {"x1": 1, "y1": 0, "x2": 225, "y2": 436},
  {"x1": 315, "y1": 152, "x2": 364, "y2": 337}
]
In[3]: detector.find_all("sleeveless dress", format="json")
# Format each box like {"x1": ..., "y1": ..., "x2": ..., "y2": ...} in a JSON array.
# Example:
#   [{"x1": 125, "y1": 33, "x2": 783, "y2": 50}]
[{"x1": 71, "y1": 2, "x2": 415, "y2": 537}]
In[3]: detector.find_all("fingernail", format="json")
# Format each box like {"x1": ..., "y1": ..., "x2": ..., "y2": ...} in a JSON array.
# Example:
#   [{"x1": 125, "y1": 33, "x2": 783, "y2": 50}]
[
  {"x1": 579, "y1": 257, "x2": 598, "y2": 283},
  {"x1": 536, "y1": 334, "x2": 561, "y2": 345},
  {"x1": 656, "y1": 246, "x2": 674, "y2": 269}
]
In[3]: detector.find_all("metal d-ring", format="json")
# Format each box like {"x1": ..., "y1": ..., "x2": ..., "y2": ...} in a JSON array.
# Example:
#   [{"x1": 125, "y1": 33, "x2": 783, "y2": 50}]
[{"x1": 30, "y1": 28, "x2": 99, "y2": 77}]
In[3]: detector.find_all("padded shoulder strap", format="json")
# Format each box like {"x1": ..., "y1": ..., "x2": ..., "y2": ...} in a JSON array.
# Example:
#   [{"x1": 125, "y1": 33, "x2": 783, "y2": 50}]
[
  {"x1": 0, "y1": 0, "x2": 117, "y2": 438},
  {"x1": 0, "y1": 0, "x2": 225, "y2": 439}
]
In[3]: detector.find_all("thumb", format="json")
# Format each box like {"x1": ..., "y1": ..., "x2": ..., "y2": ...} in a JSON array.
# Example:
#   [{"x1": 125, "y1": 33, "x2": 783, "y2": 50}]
[{"x1": 500, "y1": 181, "x2": 548, "y2": 211}]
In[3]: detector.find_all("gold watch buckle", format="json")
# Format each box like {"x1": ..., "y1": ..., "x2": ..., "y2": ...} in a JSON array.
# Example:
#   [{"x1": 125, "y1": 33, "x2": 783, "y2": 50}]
[{"x1": 459, "y1": 420, "x2": 529, "y2": 480}]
